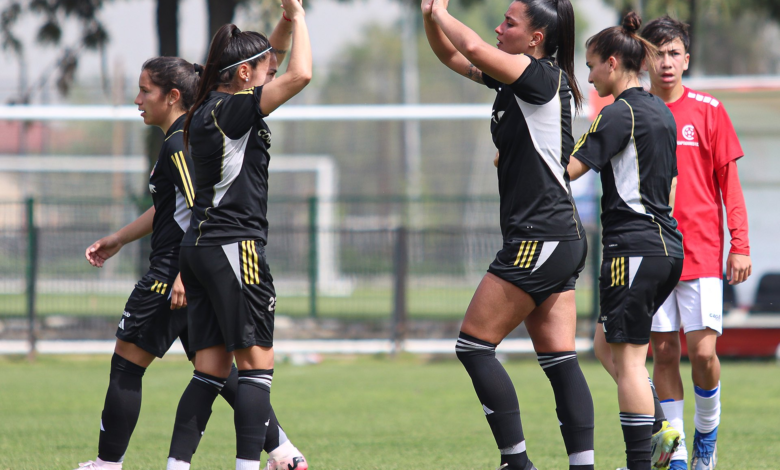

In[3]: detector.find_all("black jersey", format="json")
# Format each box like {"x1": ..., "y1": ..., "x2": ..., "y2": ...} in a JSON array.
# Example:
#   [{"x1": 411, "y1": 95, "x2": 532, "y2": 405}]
[
  {"x1": 483, "y1": 55, "x2": 582, "y2": 242},
  {"x1": 181, "y1": 87, "x2": 273, "y2": 247},
  {"x1": 149, "y1": 114, "x2": 195, "y2": 274},
  {"x1": 572, "y1": 87, "x2": 683, "y2": 258}
]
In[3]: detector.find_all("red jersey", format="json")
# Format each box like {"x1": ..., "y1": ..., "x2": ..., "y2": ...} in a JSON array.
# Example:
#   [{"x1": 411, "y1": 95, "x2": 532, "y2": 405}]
[{"x1": 666, "y1": 86, "x2": 750, "y2": 281}]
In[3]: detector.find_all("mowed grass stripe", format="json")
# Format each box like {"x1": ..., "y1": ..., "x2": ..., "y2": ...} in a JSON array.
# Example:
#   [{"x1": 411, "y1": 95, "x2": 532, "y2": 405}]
[{"x1": 0, "y1": 356, "x2": 778, "y2": 469}]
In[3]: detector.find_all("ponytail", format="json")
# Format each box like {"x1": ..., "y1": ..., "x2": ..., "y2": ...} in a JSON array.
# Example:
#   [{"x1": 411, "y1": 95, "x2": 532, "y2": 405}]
[
  {"x1": 516, "y1": 0, "x2": 582, "y2": 111},
  {"x1": 183, "y1": 24, "x2": 270, "y2": 150},
  {"x1": 586, "y1": 11, "x2": 659, "y2": 75}
]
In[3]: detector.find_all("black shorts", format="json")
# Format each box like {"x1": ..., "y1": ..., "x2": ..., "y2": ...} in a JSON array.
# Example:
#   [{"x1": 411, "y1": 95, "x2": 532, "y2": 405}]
[
  {"x1": 116, "y1": 270, "x2": 193, "y2": 360},
  {"x1": 180, "y1": 240, "x2": 276, "y2": 353},
  {"x1": 598, "y1": 256, "x2": 683, "y2": 345},
  {"x1": 487, "y1": 237, "x2": 587, "y2": 305}
]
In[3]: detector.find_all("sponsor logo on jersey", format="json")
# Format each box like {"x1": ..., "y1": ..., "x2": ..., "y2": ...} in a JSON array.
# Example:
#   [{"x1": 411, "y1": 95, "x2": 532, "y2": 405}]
[
  {"x1": 258, "y1": 129, "x2": 272, "y2": 145},
  {"x1": 709, "y1": 312, "x2": 721, "y2": 320},
  {"x1": 491, "y1": 110, "x2": 505, "y2": 124},
  {"x1": 682, "y1": 124, "x2": 696, "y2": 141},
  {"x1": 149, "y1": 183, "x2": 157, "y2": 194}
]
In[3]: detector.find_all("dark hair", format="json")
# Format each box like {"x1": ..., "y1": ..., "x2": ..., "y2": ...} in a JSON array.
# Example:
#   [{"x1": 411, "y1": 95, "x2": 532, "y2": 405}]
[
  {"x1": 586, "y1": 11, "x2": 658, "y2": 74},
  {"x1": 141, "y1": 57, "x2": 200, "y2": 110},
  {"x1": 184, "y1": 24, "x2": 271, "y2": 149},
  {"x1": 641, "y1": 15, "x2": 690, "y2": 51},
  {"x1": 516, "y1": 0, "x2": 582, "y2": 111}
]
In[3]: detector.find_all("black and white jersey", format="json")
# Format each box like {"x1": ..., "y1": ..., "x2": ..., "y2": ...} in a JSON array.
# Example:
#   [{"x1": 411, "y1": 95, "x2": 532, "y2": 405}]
[
  {"x1": 182, "y1": 87, "x2": 273, "y2": 247},
  {"x1": 149, "y1": 113, "x2": 195, "y2": 275},
  {"x1": 483, "y1": 55, "x2": 582, "y2": 242},
  {"x1": 572, "y1": 87, "x2": 683, "y2": 258}
]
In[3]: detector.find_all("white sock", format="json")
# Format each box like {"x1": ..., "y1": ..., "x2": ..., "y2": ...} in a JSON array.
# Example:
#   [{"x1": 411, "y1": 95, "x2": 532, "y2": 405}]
[
  {"x1": 166, "y1": 458, "x2": 190, "y2": 470},
  {"x1": 694, "y1": 382, "x2": 721, "y2": 433},
  {"x1": 95, "y1": 458, "x2": 122, "y2": 470},
  {"x1": 268, "y1": 439, "x2": 297, "y2": 460},
  {"x1": 236, "y1": 458, "x2": 261, "y2": 470},
  {"x1": 661, "y1": 399, "x2": 688, "y2": 462}
]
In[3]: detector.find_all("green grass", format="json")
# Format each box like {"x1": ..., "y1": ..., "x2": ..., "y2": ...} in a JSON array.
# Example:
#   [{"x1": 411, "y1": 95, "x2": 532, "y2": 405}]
[
  {"x1": 0, "y1": 288, "x2": 594, "y2": 319},
  {"x1": 0, "y1": 356, "x2": 778, "y2": 469}
]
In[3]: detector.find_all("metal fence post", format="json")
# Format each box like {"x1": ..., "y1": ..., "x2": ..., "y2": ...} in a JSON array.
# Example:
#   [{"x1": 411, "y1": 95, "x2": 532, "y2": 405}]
[
  {"x1": 308, "y1": 196, "x2": 318, "y2": 318},
  {"x1": 590, "y1": 193, "x2": 602, "y2": 340},
  {"x1": 25, "y1": 197, "x2": 38, "y2": 360},
  {"x1": 392, "y1": 226, "x2": 408, "y2": 354}
]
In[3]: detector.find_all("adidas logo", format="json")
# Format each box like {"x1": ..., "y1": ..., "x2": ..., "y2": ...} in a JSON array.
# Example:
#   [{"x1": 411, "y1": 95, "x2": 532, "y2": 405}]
[{"x1": 118, "y1": 318, "x2": 125, "y2": 330}]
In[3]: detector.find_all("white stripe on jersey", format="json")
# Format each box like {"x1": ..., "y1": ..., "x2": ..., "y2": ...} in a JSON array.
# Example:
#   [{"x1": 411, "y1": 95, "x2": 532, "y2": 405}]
[
  {"x1": 628, "y1": 256, "x2": 643, "y2": 288},
  {"x1": 212, "y1": 112, "x2": 251, "y2": 207},
  {"x1": 173, "y1": 186, "x2": 191, "y2": 233},
  {"x1": 512, "y1": 73, "x2": 568, "y2": 191},
  {"x1": 611, "y1": 136, "x2": 650, "y2": 216},
  {"x1": 531, "y1": 241, "x2": 558, "y2": 274}
]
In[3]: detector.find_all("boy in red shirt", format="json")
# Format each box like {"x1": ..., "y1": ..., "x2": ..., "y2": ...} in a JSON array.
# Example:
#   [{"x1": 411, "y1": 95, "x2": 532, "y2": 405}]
[{"x1": 641, "y1": 16, "x2": 752, "y2": 470}]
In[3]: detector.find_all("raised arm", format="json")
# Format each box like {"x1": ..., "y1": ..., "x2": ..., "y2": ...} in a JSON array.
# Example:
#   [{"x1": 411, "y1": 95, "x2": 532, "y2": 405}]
[
  {"x1": 259, "y1": 0, "x2": 312, "y2": 115},
  {"x1": 268, "y1": 12, "x2": 294, "y2": 66},
  {"x1": 422, "y1": 0, "x2": 483, "y2": 84},
  {"x1": 427, "y1": 0, "x2": 531, "y2": 85}
]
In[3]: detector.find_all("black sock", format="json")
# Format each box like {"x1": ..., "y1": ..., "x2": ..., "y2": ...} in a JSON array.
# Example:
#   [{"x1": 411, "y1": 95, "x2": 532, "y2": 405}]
[
  {"x1": 97, "y1": 353, "x2": 146, "y2": 463},
  {"x1": 620, "y1": 412, "x2": 654, "y2": 470},
  {"x1": 264, "y1": 407, "x2": 287, "y2": 453},
  {"x1": 235, "y1": 369, "x2": 274, "y2": 461},
  {"x1": 168, "y1": 370, "x2": 226, "y2": 462},
  {"x1": 538, "y1": 351, "x2": 594, "y2": 470},
  {"x1": 456, "y1": 332, "x2": 531, "y2": 470},
  {"x1": 648, "y1": 377, "x2": 666, "y2": 434},
  {"x1": 219, "y1": 364, "x2": 239, "y2": 408}
]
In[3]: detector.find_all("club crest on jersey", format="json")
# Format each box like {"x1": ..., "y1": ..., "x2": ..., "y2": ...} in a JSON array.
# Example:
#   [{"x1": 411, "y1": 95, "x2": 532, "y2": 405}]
[
  {"x1": 492, "y1": 110, "x2": 505, "y2": 124},
  {"x1": 258, "y1": 129, "x2": 272, "y2": 145},
  {"x1": 682, "y1": 124, "x2": 696, "y2": 141}
]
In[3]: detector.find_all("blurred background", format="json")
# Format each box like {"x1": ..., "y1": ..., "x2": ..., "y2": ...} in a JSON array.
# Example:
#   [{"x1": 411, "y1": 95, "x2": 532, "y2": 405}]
[{"x1": 1, "y1": 0, "x2": 779, "y2": 355}]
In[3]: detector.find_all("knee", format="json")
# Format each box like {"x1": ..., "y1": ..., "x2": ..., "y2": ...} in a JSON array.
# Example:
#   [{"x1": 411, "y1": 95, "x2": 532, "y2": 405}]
[
  {"x1": 651, "y1": 336, "x2": 681, "y2": 368},
  {"x1": 593, "y1": 338, "x2": 611, "y2": 368},
  {"x1": 688, "y1": 345, "x2": 717, "y2": 368},
  {"x1": 456, "y1": 332, "x2": 496, "y2": 365}
]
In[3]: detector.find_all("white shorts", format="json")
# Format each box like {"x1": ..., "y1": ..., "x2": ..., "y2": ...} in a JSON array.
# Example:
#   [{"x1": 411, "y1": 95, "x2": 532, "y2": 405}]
[{"x1": 651, "y1": 277, "x2": 723, "y2": 335}]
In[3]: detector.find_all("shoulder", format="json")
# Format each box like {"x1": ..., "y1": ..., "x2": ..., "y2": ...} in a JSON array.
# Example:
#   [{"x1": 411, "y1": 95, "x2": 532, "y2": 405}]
[
  {"x1": 683, "y1": 87, "x2": 726, "y2": 115},
  {"x1": 161, "y1": 130, "x2": 185, "y2": 157}
]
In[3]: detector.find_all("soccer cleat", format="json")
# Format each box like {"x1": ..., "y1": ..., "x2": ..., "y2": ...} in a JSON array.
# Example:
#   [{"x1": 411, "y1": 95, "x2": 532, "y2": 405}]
[
  {"x1": 690, "y1": 428, "x2": 718, "y2": 470},
  {"x1": 265, "y1": 451, "x2": 308, "y2": 470},
  {"x1": 74, "y1": 461, "x2": 122, "y2": 470},
  {"x1": 651, "y1": 420, "x2": 681, "y2": 469},
  {"x1": 669, "y1": 459, "x2": 688, "y2": 470}
]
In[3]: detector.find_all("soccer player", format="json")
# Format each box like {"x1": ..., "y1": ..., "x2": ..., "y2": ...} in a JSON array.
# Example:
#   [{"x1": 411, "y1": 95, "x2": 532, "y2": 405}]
[
  {"x1": 642, "y1": 16, "x2": 751, "y2": 470},
  {"x1": 567, "y1": 12, "x2": 684, "y2": 470},
  {"x1": 165, "y1": 0, "x2": 311, "y2": 468},
  {"x1": 79, "y1": 55, "x2": 303, "y2": 470},
  {"x1": 423, "y1": 1, "x2": 595, "y2": 469}
]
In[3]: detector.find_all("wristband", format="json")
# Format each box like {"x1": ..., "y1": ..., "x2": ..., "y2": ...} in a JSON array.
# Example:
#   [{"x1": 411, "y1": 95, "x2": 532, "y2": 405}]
[{"x1": 282, "y1": 11, "x2": 292, "y2": 21}]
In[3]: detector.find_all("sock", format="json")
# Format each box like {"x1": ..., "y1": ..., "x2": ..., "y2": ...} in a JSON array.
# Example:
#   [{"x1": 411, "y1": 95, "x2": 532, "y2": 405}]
[
  {"x1": 620, "y1": 412, "x2": 654, "y2": 470},
  {"x1": 660, "y1": 399, "x2": 688, "y2": 462},
  {"x1": 168, "y1": 370, "x2": 226, "y2": 462},
  {"x1": 236, "y1": 458, "x2": 261, "y2": 470},
  {"x1": 693, "y1": 382, "x2": 720, "y2": 433},
  {"x1": 456, "y1": 332, "x2": 531, "y2": 470},
  {"x1": 166, "y1": 457, "x2": 190, "y2": 470},
  {"x1": 267, "y1": 440, "x2": 296, "y2": 460},
  {"x1": 264, "y1": 407, "x2": 290, "y2": 453},
  {"x1": 219, "y1": 364, "x2": 239, "y2": 408},
  {"x1": 235, "y1": 369, "x2": 274, "y2": 461},
  {"x1": 97, "y1": 353, "x2": 146, "y2": 463},
  {"x1": 537, "y1": 352, "x2": 594, "y2": 470},
  {"x1": 648, "y1": 377, "x2": 666, "y2": 434}
]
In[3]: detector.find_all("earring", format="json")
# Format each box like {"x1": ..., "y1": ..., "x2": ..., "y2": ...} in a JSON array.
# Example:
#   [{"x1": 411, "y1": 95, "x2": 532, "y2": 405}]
[{"x1": 245, "y1": 77, "x2": 249, "y2": 82}]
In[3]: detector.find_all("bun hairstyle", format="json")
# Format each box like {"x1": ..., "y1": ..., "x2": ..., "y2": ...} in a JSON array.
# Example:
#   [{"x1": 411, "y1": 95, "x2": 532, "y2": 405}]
[
  {"x1": 141, "y1": 57, "x2": 200, "y2": 111},
  {"x1": 516, "y1": 0, "x2": 583, "y2": 111},
  {"x1": 641, "y1": 15, "x2": 690, "y2": 51},
  {"x1": 193, "y1": 63, "x2": 205, "y2": 76},
  {"x1": 585, "y1": 11, "x2": 658, "y2": 74},
  {"x1": 184, "y1": 24, "x2": 271, "y2": 149}
]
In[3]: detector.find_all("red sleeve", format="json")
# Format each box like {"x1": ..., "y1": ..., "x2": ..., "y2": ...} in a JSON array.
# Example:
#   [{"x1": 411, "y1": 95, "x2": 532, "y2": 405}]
[
  {"x1": 711, "y1": 103, "x2": 744, "y2": 169},
  {"x1": 717, "y1": 161, "x2": 750, "y2": 255}
]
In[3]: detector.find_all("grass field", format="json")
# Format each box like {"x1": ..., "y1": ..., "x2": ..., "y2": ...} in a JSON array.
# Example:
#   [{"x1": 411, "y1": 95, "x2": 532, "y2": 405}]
[
  {"x1": 0, "y1": 288, "x2": 594, "y2": 319},
  {"x1": 1, "y1": 355, "x2": 779, "y2": 469}
]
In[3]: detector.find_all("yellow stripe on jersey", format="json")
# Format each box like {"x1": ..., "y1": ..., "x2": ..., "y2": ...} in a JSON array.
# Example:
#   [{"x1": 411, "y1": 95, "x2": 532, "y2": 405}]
[
  {"x1": 165, "y1": 129, "x2": 183, "y2": 141},
  {"x1": 573, "y1": 114, "x2": 603, "y2": 155},
  {"x1": 620, "y1": 257, "x2": 625, "y2": 286},
  {"x1": 241, "y1": 241, "x2": 251, "y2": 285},
  {"x1": 519, "y1": 241, "x2": 533, "y2": 268},
  {"x1": 514, "y1": 241, "x2": 527, "y2": 266},
  {"x1": 610, "y1": 257, "x2": 626, "y2": 286},
  {"x1": 610, "y1": 258, "x2": 617, "y2": 287},
  {"x1": 234, "y1": 87, "x2": 256, "y2": 95},
  {"x1": 524, "y1": 241, "x2": 538, "y2": 268},
  {"x1": 171, "y1": 152, "x2": 195, "y2": 207}
]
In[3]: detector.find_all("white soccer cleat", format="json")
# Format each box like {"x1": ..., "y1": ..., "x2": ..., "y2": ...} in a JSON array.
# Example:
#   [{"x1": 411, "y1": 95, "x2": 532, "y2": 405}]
[
  {"x1": 74, "y1": 460, "x2": 122, "y2": 470},
  {"x1": 264, "y1": 449, "x2": 307, "y2": 470}
]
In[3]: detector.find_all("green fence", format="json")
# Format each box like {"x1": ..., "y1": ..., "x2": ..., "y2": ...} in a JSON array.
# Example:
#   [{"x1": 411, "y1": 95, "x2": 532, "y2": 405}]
[{"x1": 0, "y1": 197, "x2": 600, "y2": 341}]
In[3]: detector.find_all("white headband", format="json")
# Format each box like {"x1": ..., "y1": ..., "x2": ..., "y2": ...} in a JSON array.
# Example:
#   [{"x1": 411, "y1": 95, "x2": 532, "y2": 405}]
[{"x1": 219, "y1": 46, "x2": 273, "y2": 73}]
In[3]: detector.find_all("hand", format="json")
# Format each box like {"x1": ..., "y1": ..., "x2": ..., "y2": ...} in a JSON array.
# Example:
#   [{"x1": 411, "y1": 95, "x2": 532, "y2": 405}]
[
  {"x1": 430, "y1": 0, "x2": 450, "y2": 15},
  {"x1": 170, "y1": 273, "x2": 188, "y2": 309},
  {"x1": 726, "y1": 253, "x2": 752, "y2": 285},
  {"x1": 282, "y1": 0, "x2": 304, "y2": 20},
  {"x1": 421, "y1": 0, "x2": 434, "y2": 15},
  {"x1": 493, "y1": 150, "x2": 499, "y2": 168},
  {"x1": 85, "y1": 234, "x2": 123, "y2": 267}
]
